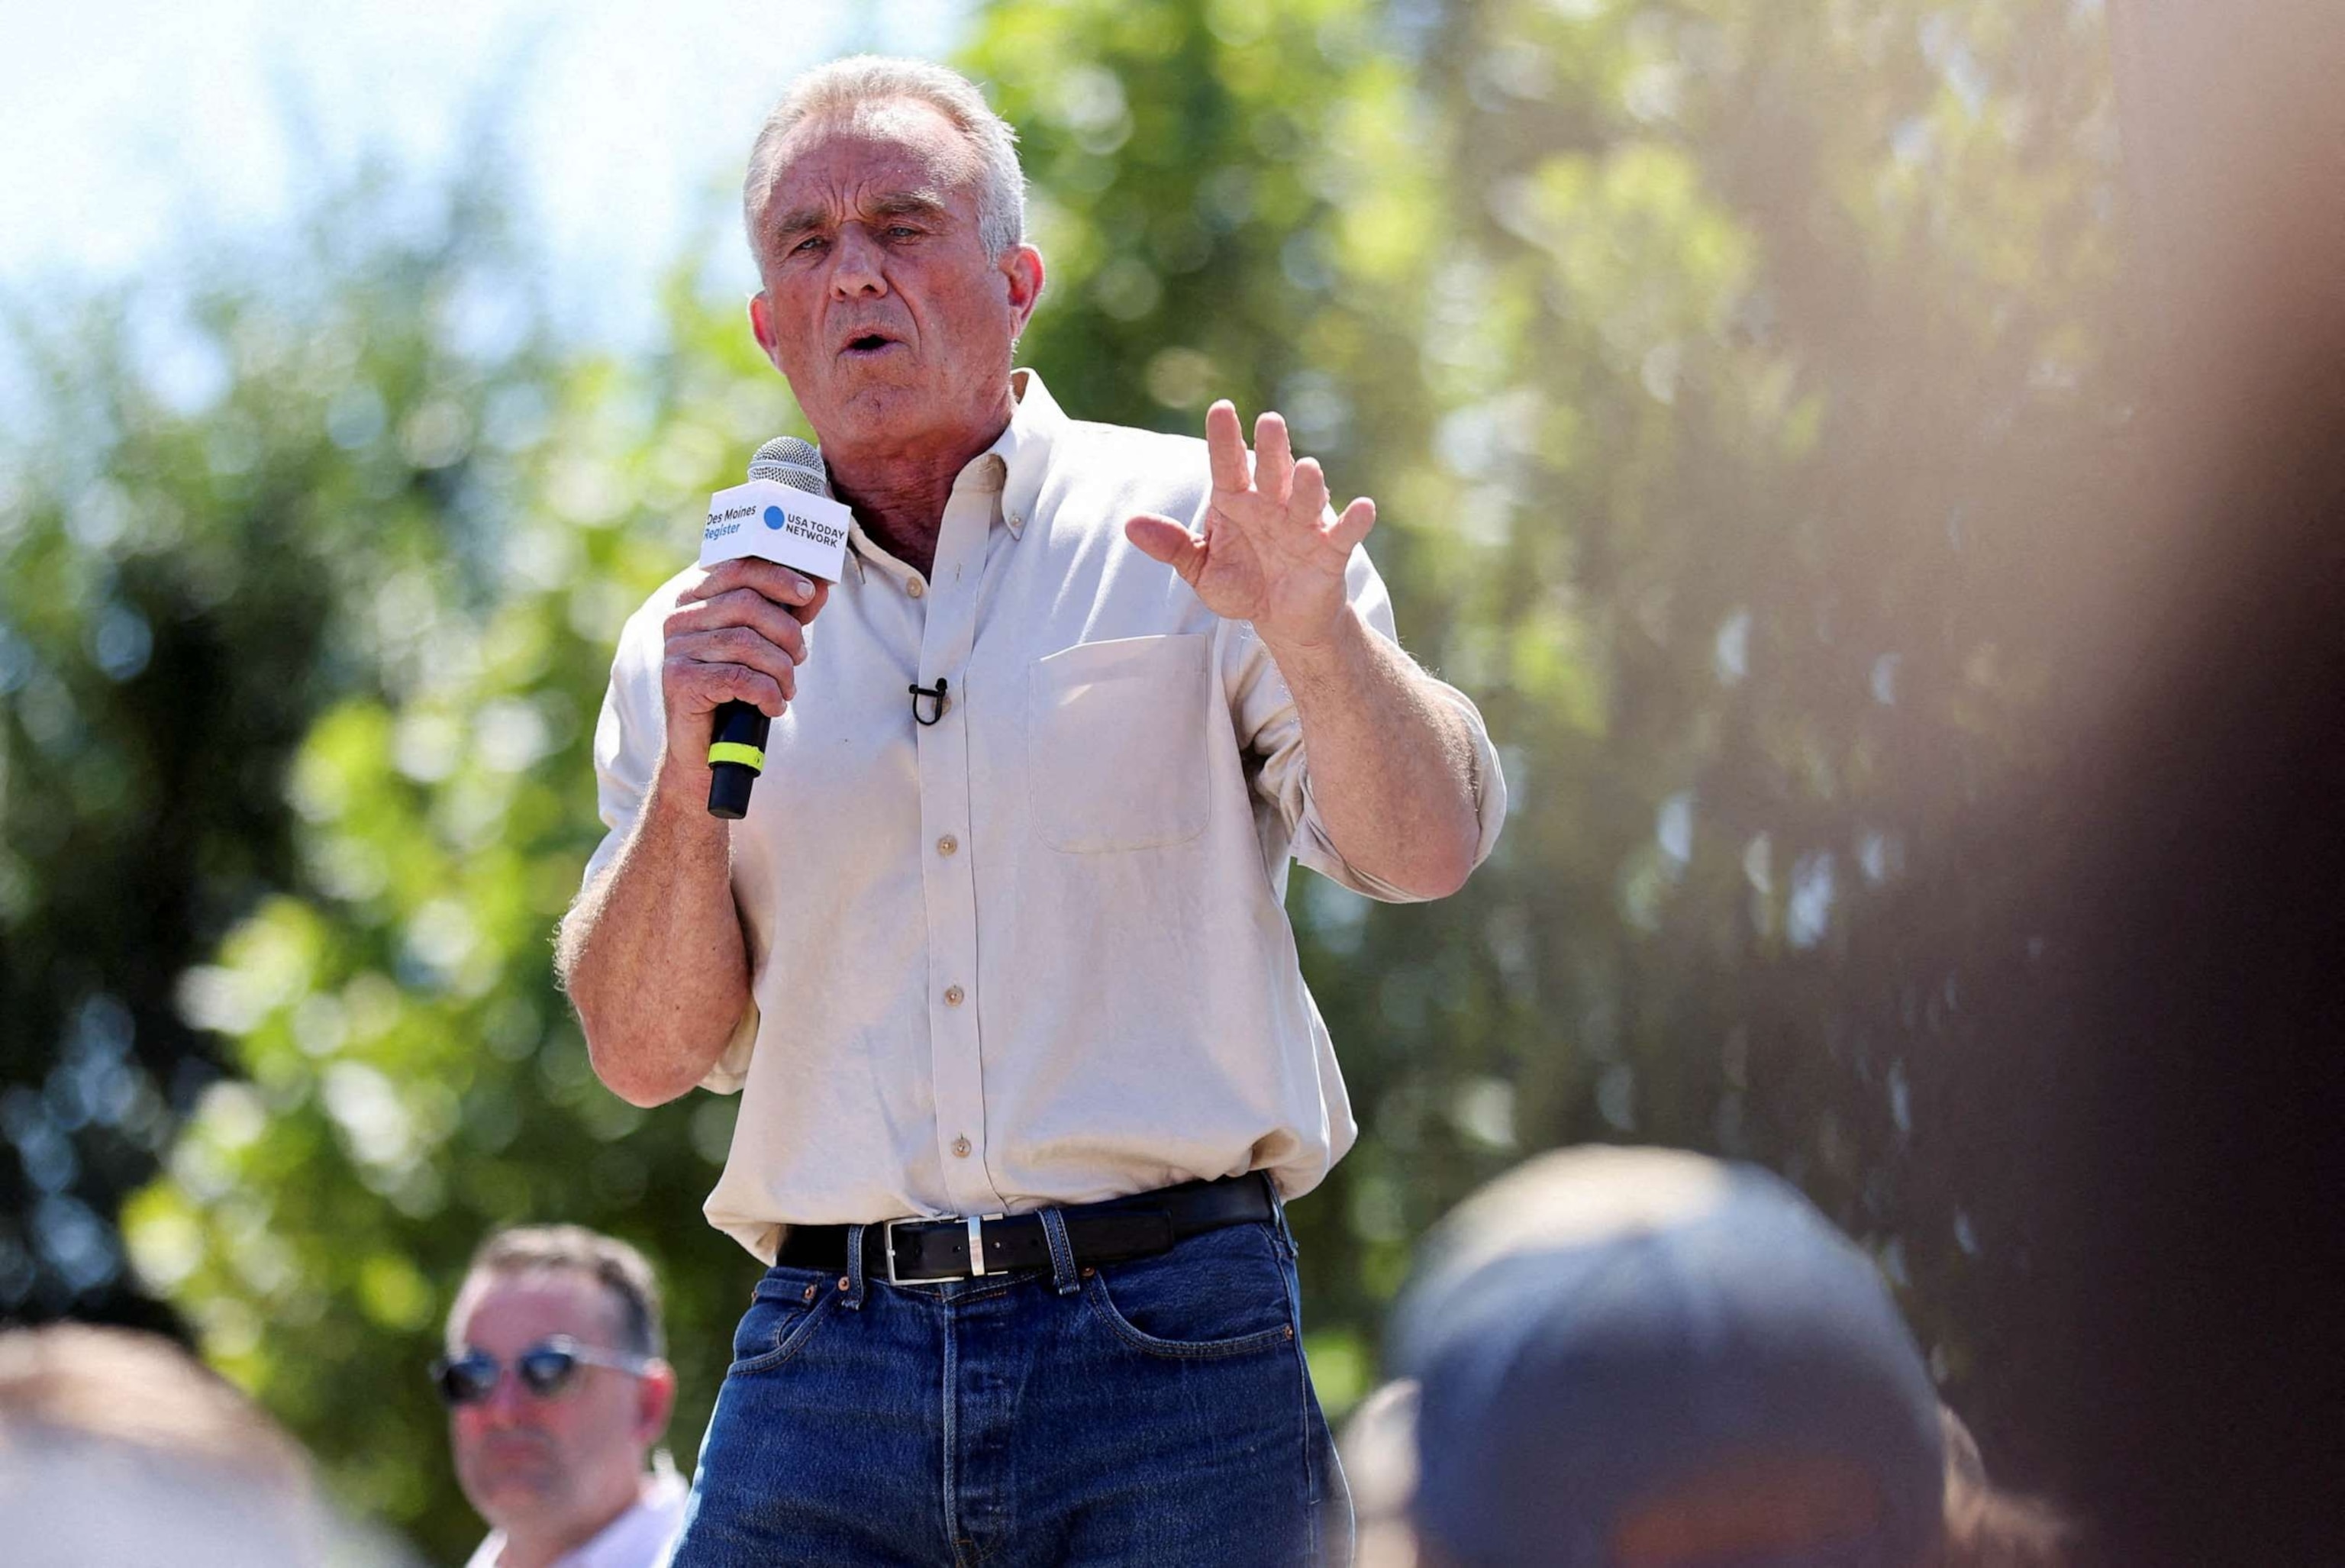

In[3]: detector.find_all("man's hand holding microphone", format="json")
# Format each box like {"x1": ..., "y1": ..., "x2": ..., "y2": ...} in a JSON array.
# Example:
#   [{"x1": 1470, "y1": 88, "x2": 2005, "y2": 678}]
[
  {"x1": 660, "y1": 439, "x2": 854, "y2": 818},
  {"x1": 558, "y1": 438, "x2": 853, "y2": 1108},
  {"x1": 660, "y1": 558, "x2": 827, "y2": 808}
]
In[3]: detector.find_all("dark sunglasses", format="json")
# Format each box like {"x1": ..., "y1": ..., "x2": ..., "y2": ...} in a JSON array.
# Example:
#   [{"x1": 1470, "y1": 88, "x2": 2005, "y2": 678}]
[{"x1": 429, "y1": 1335, "x2": 656, "y2": 1408}]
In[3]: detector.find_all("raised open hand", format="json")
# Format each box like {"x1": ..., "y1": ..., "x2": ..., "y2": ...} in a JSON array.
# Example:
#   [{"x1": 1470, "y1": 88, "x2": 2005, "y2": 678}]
[{"x1": 1125, "y1": 400, "x2": 1376, "y2": 650}]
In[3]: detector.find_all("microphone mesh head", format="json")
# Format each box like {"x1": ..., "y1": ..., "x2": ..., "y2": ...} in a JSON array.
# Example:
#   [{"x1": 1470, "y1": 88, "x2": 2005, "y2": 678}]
[{"x1": 749, "y1": 435, "x2": 828, "y2": 496}]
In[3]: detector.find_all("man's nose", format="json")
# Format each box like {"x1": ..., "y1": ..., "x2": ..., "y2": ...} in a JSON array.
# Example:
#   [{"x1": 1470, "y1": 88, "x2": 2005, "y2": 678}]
[
  {"x1": 828, "y1": 225, "x2": 888, "y2": 298},
  {"x1": 475, "y1": 1368, "x2": 535, "y2": 1426}
]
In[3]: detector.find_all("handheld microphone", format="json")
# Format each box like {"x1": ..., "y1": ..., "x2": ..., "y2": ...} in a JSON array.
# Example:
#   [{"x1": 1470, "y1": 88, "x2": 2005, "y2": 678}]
[{"x1": 699, "y1": 437, "x2": 853, "y2": 819}]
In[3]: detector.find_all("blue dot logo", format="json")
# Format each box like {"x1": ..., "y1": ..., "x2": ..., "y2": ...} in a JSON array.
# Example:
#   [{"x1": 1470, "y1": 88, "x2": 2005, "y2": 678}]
[{"x1": 763, "y1": 505, "x2": 785, "y2": 530}]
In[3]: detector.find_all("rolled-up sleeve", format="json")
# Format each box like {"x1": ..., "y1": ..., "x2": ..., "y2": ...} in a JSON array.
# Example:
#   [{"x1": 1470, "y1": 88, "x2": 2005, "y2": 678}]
[
  {"x1": 580, "y1": 576, "x2": 760, "y2": 1094},
  {"x1": 1228, "y1": 546, "x2": 1508, "y2": 902},
  {"x1": 582, "y1": 598, "x2": 663, "y2": 894}
]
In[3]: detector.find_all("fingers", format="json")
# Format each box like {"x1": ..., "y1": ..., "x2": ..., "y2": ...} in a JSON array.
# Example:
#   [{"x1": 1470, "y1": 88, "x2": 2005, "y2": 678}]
[
  {"x1": 1202, "y1": 398, "x2": 1311, "y2": 509},
  {"x1": 1203, "y1": 400, "x2": 1251, "y2": 493},
  {"x1": 1199, "y1": 397, "x2": 1370, "y2": 551},
  {"x1": 663, "y1": 577, "x2": 808, "y2": 721},
  {"x1": 662, "y1": 654, "x2": 788, "y2": 722},
  {"x1": 667, "y1": 627, "x2": 798, "y2": 707},
  {"x1": 666, "y1": 587, "x2": 811, "y2": 669},
  {"x1": 1331, "y1": 494, "x2": 1377, "y2": 553},
  {"x1": 797, "y1": 577, "x2": 831, "y2": 623},
  {"x1": 1253, "y1": 411, "x2": 1294, "y2": 506},
  {"x1": 682, "y1": 558, "x2": 824, "y2": 621},
  {"x1": 1290, "y1": 455, "x2": 1329, "y2": 523},
  {"x1": 658, "y1": 560, "x2": 833, "y2": 765},
  {"x1": 1125, "y1": 514, "x2": 1209, "y2": 586}
]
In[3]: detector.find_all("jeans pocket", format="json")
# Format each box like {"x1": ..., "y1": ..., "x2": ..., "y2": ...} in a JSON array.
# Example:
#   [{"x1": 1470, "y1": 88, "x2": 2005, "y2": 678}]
[
  {"x1": 1082, "y1": 1221, "x2": 1298, "y2": 1360},
  {"x1": 727, "y1": 1267, "x2": 838, "y2": 1375}
]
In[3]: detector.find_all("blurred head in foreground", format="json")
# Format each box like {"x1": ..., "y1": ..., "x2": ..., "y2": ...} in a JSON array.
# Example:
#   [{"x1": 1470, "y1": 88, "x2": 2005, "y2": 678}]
[
  {"x1": 0, "y1": 1321, "x2": 402, "y2": 1566},
  {"x1": 440, "y1": 1224, "x2": 679, "y2": 1565},
  {"x1": 1356, "y1": 1147, "x2": 2069, "y2": 1568}
]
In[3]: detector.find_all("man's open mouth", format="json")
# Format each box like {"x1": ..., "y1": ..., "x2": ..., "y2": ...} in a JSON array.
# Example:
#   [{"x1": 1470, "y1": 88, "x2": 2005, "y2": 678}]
[{"x1": 840, "y1": 333, "x2": 902, "y2": 357}]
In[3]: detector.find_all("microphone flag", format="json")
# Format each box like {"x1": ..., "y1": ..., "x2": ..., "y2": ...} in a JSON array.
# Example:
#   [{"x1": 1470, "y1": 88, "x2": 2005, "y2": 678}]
[{"x1": 699, "y1": 438, "x2": 851, "y2": 818}]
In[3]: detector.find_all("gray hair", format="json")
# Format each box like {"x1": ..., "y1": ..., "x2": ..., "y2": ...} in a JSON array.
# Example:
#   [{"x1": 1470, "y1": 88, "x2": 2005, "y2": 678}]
[
  {"x1": 742, "y1": 56, "x2": 1027, "y2": 263},
  {"x1": 455, "y1": 1224, "x2": 666, "y2": 1360}
]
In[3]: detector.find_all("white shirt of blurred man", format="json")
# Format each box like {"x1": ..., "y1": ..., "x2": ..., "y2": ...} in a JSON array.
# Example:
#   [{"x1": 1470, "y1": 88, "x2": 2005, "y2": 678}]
[{"x1": 440, "y1": 1227, "x2": 685, "y2": 1568}]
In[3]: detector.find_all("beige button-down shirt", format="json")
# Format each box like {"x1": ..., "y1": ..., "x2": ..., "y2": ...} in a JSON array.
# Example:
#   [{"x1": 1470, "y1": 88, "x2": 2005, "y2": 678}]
[{"x1": 587, "y1": 371, "x2": 1507, "y2": 1261}]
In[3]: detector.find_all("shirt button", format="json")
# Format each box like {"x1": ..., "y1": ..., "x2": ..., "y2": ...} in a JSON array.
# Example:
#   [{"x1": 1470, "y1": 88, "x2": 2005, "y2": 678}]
[
  {"x1": 907, "y1": 578, "x2": 926, "y2": 598},
  {"x1": 944, "y1": 985, "x2": 965, "y2": 1007},
  {"x1": 937, "y1": 834, "x2": 958, "y2": 857},
  {"x1": 952, "y1": 1137, "x2": 972, "y2": 1158}
]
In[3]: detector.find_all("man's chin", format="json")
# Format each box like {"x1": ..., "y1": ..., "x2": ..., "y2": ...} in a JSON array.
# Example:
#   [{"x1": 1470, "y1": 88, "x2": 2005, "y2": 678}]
[
  {"x1": 813, "y1": 383, "x2": 950, "y2": 446},
  {"x1": 461, "y1": 1457, "x2": 566, "y2": 1518}
]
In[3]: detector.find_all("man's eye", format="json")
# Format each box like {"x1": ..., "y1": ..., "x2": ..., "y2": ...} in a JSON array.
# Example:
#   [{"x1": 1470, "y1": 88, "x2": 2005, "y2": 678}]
[
  {"x1": 885, "y1": 226, "x2": 921, "y2": 240},
  {"x1": 789, "y1": 235, "x2": 827, "y2": 255}
]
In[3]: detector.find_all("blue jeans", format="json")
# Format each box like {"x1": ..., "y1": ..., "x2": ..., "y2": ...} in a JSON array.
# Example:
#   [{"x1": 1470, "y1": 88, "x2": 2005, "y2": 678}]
[{"x1": 670, "y1": 1204, "x2": 1351, "y2": 1567}]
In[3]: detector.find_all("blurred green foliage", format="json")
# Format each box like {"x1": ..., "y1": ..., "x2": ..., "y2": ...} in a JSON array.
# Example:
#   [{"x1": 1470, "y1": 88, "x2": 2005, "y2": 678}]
[{"x1": 1, "y1": 0, "x2": 2124, "y2": 1557}]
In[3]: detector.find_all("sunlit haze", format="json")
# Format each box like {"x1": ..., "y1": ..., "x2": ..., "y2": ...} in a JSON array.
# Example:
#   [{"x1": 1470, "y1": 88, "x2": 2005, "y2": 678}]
[{"x1": 0, "y1": 0, "x2": 970, "y2": 340}]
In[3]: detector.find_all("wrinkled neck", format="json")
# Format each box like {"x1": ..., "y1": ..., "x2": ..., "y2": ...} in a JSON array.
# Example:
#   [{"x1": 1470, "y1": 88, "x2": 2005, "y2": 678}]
[{"x1": 827, "y1": 405, "x2": 1011, "y2": 578}]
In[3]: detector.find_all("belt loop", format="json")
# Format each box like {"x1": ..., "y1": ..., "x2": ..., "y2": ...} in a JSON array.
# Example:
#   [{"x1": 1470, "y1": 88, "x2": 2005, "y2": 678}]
[
  {"x1": 1263, "y1": 1173, "x2": 1298, "y2": 1259},
  {"x1": 843, "y1": 1222, "x2": 869, "y2": 1309},
  {"x1": 1040, "y1": 1207, "x2": 1080, "y2": 1296}
]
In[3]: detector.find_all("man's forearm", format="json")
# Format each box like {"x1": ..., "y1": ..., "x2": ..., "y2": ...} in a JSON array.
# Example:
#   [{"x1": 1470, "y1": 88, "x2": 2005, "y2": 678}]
[
  {"x1": 1263, "y1": 606, "x2": 1484, "y2": 899},
  {"x1": 558, "y1": 763, "x2": 753, "y2": 1106}
]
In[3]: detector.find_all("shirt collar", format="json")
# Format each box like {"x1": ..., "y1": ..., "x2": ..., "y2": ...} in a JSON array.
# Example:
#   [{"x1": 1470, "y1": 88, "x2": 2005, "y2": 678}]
[
  {"x1": 995, "y1": 365, "x2": 1062, "y2": 539},
  {"x1": 466, "y1": 1469, "x2": 689, "y2": 1568},
  {"x1": 838, "y1": 366, "x2": 1062, "y2": 574}
]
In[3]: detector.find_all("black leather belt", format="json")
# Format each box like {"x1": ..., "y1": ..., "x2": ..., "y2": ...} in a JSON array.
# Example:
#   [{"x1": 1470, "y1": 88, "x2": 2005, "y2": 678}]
[{"x1": 775, "y1": 1173, "x2": 1276, "y2": 1286}]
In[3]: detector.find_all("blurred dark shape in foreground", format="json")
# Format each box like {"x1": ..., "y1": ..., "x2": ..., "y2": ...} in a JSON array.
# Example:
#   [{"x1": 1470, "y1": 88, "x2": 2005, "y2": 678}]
[
  {"x1": 2024, "y1": 1, "x2": 2345, "y2": 1562},
  {"x1": 1345, "y1": 1145, "x2": 2070, "y2": 1568},
  {"x1": 0, "y1": 1321, "x2": 414, "y2": 1566}
]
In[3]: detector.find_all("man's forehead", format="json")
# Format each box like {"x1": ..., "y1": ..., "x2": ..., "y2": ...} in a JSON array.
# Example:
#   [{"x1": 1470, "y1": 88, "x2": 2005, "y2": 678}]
[
  {"x1": 762, "y1": 99, "x2": 982, "y2": 218},
  {"x1": 449, "y1": 1266, "x2": 623, "y2": 1347}
]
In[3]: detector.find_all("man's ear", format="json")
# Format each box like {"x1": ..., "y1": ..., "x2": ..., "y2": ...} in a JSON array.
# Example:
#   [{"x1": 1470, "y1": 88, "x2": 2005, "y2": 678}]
[
  {"x1": 1003, "y1": 245, "x2": 1046, "y2": 340},
  {"x1": 634, "y1": 1359, "x2": 678, "y2": 1444},
  {"x1": 748, "y1": 292, "x2": 785, "y2": 373}
]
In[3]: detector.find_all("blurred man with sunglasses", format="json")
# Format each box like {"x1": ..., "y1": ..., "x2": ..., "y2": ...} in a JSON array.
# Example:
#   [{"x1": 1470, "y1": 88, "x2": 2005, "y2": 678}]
[{"x1": 437, "y1": 1225, "x2": 685, "y2": 1568}]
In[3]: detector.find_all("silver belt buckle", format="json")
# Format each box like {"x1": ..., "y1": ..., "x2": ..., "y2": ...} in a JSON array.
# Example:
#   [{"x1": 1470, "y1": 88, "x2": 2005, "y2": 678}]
[
  {"x1": 882, "y1": 1214, "x2": 1005, "y2": 1286},
  {"x1": 883, "y1": 1217, "x2": 956, "y2": 1286}
]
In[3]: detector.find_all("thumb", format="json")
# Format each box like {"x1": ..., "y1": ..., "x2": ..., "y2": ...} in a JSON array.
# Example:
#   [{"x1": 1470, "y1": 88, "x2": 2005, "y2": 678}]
[{"x1": 1125, "y1": 514, "x2": 1208, "y2": 586}]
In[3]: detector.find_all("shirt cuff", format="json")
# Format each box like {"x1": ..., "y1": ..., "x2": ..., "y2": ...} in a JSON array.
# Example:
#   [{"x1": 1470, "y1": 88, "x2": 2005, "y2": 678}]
[{"x1": 697, "y1": 996, "x2": 760, "y2": 1095}]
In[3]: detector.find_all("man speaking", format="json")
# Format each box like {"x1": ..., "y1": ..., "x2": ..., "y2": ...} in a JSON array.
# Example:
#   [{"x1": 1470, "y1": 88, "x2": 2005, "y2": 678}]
[{"x1": 558, "y1": 55, "x2": 1505, "y2": 1566}]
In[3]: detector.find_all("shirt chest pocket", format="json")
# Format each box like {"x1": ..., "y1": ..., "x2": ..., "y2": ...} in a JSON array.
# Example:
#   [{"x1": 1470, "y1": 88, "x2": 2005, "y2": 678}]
[{"x1": 1027, "y1": 634, "x2": 1214, "y2": 852}]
